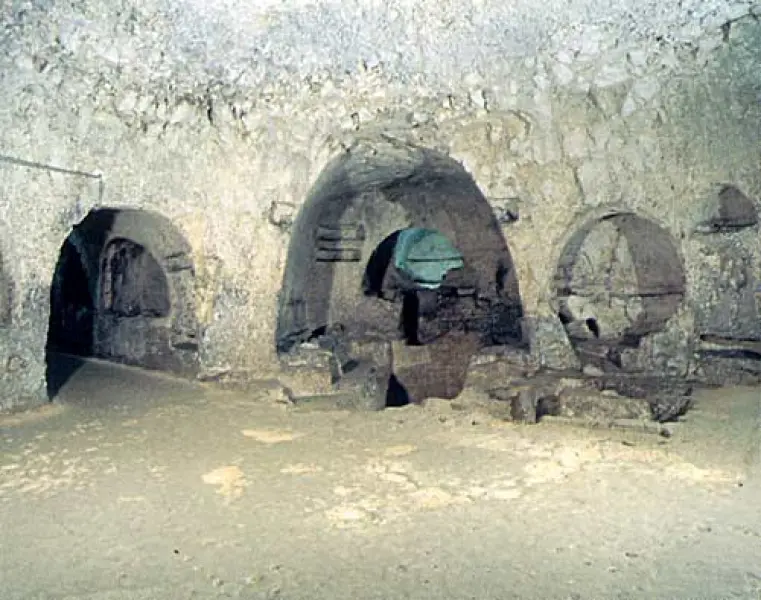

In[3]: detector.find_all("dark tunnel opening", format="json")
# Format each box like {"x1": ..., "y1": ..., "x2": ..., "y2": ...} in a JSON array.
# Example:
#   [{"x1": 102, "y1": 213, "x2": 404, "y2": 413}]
[
  {"x1": 47, "y1": 238, "x2": 96, "y2": 358},
  {"x1": 45, "y1": 208, "x2": 200, "y2": 400}
]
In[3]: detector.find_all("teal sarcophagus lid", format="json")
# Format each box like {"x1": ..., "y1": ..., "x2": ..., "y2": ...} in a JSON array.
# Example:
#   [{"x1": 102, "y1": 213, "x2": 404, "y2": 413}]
[{"x1": 393, "y1": 228, "x2": 464, "y2": 289}]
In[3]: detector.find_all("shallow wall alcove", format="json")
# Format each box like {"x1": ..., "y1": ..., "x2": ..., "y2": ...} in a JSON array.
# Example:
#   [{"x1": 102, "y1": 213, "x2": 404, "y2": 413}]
[
  {"x1": 0, "y1": 249, "x2": 12, "y2": 329},
  {"x1": 276, "y1": 138, "x2": 525, "y2": 403},
  {"x1": 553, "y1": 210, "x2": 686, "y2": 371},
  {"x1": 46, "y1": 208, "x2": 200, "y2": 397},
  {"x1": 691, "y1": 183, "x2": 761, "y2": 342}
]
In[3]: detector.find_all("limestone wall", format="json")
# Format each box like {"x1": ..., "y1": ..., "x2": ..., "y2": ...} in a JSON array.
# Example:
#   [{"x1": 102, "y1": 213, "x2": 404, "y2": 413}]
[{"x1": 0, "y1": 0, "x2": 759, "y2": 408}]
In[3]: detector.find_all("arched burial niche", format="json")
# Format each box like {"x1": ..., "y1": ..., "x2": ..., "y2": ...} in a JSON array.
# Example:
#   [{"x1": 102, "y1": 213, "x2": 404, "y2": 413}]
[
  {"x1": 553, "y1": 211, "x2": 686, "y2": 372},
  {"x1": 46, "y1": 208, "x2": 200, "y2": 397},
  {"x1": 276, "y1": 139, "x2": 525, "y2": 404},
  {"x1": 694, "y1": 183, "x2": 759, "y2": 234}
]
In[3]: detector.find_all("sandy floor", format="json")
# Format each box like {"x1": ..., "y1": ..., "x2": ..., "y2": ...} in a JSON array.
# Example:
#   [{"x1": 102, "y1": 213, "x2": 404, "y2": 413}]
[{"x1": 1, "y1": 358, "x2": 760, "y2": 600}]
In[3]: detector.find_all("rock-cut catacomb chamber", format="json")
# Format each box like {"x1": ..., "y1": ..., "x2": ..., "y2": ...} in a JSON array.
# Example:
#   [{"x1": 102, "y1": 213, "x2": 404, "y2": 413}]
[
  {"x1": 45, "y1": 208, "x2": 200, "y2": 397},
  {"x1": 276, "y1": 141, "x2": 525, "y2": 408},
  {"x1": 553, "y1": 212, "x2": 686, "y2": 373}
]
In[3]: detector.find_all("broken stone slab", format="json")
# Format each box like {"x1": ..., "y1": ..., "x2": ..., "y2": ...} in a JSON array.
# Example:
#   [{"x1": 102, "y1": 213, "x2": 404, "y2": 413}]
[
  {"x1": 521, "y1": 315, "x2": 581, "y2": 372},
  {"x1": 198, "y1": 371, "x2": 295, "y2": 405},
  {"x1": 245, "y1": 379, "x2": 295, "y2": 406},
  {"x1": 560, "y1": 374, "x2": 693, "y2": 422},
  {"x1": 289, "y1": 363, "x2": 390, "y2": 412},
  {"x1": 276, "y1": 366, "x2": 335, "y2": 397},
  {"x1": 470, "y1": 344, "x2": 538, "y2": 370},
  {"x1": 591, "y1": 375, "x2": 693, "y2": 400},
  {"x1": 611, "y1": 418, "x2": 676, "y2": 437},
  {"x1": 549, "y1": 388, "x2": 652, "y2": 422},
  {"x1": 649, "y1": 395, "x2": 693, "y2": 423},
  {"x1": 512, "y1": 388, "x2": 538, "y2": 423},
  {"x1": 391, "y1": 331, "x2": 481, "y2": 403},
  {"x1": 542, "y1": 415, "x2": 675, "y2": 437},
  {"x1": 438, "y1": 387, "x2": 521, "y2": 422},
  {"x1": 464, "y1": 359, "x2": 528, "y2": 392},
  {"x1": 334, "y1": 358, "x2": 392, "y2": 411},
  {"x1": 486, "y1": 383, "x2": 560, "y2": 424},
  {"x1": 289, "y1": 392, "x2": 359, "y2": 412},
  {"x1": 278, "y1": 343, "x2": 333, "y2": 369}
]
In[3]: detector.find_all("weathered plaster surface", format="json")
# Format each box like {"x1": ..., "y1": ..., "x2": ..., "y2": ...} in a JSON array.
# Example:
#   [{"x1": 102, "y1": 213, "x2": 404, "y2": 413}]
[{"x1": 0, "y1": 0, "x2": 760, "y2": 407}]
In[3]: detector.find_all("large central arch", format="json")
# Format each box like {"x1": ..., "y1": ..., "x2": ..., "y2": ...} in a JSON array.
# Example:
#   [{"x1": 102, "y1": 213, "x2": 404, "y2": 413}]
[{"x1": 276, "y1": 138, "x2": 525, "y2": 403}]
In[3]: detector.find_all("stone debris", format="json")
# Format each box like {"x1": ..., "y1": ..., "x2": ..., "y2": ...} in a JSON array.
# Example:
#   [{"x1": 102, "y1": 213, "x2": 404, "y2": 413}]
[{"x1": 0, "y1": 0, "x2": 760, "y2": 420}]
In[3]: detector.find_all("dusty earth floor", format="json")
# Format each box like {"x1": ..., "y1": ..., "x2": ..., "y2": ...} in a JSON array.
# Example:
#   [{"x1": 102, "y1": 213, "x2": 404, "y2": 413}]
[{"x1": 1, "y1": 357, "x2": 761, "y2": 600}]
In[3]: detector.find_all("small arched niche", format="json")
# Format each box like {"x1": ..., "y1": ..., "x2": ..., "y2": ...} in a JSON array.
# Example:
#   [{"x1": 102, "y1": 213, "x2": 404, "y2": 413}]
[
  {"x1": 276, "y1": 138, "x2": 525, "y2": 405},
  {"x1": 694, "y1": 184, "x2": 759, "y2": 234},
  {"x1": 100, "y1": 238, "x2": 171, "y2": 319},
  {"x1": 553, "y1": 211, "x2": 686, "y2": 370},
  {"x1": 46, "y1": 208, "x2": 200, "y2": 398}
]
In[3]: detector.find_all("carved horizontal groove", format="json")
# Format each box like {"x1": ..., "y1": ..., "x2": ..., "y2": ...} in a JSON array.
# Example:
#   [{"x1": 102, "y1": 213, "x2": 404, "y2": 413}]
[
  {"x1": 555, "y1": 287, "x2": 685, "y2": 297},
  {"x1": 316, "y1": 240, "x2": 363, "y2": 252},
  {"x1": 316, "y1": 223, "x2": 366, "y2": 242},
  {"x1": 315, "y1": 249, "x2": 362, "y2": 262}
]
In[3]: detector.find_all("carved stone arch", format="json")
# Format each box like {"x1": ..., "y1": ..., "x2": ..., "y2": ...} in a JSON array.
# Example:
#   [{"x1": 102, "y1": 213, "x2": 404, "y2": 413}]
[
  {"x1": 551, "y1": 207, "x2": 686, "y2": 370},
  {"x1": 46, "y1": 207, "x2": 199, "y2": 396},
  {"x1": 276, "y1": 137, "x2": 525, "y2": 404}
]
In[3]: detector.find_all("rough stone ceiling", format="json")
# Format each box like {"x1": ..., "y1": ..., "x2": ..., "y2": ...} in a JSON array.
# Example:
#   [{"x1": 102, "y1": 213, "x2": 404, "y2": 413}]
[
  {"x1": 164, "y1": 0, "x2": 757, "y2": 80},
  {"x1": 13, "y1": 0, "x2": 754, "y2": 96}
]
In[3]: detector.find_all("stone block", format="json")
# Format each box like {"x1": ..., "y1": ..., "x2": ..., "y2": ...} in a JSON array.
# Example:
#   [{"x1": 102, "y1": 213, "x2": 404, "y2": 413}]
[
  {"x1": 521, "y1": 316, "x2": 581, "y2": 371},
  {"x1": 512, "y1": 388, "x2": 538, "y2": 423}
]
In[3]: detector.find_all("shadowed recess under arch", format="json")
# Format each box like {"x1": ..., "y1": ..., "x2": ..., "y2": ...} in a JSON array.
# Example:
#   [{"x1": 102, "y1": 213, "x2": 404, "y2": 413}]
[
  {"x1": 553, "y1": 211, "x2": 686, "y2": 370},
  {"x1": 46, "y1": 207, "x2": 200, "y2": 398},
  {"x1": 276, "y1": 139, "x2": 525, "y2": 354}
]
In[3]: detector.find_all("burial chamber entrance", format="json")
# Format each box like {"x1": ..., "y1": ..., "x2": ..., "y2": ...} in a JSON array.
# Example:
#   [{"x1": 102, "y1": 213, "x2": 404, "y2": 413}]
[
  {"x1": 553, "y1": 212, "x2": 686, "y2": 373},
  {"x1": 46, "y1": 208, "x2": 200, "y2": 397},
  {"x1": 276, "y1": 141, "x2": 525, "y2": 407}
]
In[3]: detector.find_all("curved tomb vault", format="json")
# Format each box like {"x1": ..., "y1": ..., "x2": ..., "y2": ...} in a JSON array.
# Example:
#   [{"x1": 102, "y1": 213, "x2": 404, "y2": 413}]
[
  {"x1": 553, "y1": 212, "x2": 686, "y2": 371},
  {"x1": 46, "y1": 208, "x2": 200, "y2": 397},
  {"x1": 276, "y1": 140, "x2": 525, "y2": 406}
]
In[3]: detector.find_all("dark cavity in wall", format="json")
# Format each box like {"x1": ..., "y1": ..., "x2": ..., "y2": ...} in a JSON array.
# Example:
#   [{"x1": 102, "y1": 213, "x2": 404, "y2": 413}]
[
  {"x1": 553, "y1": 212, "x2": 686, "y2": 373},
  {"x1": 46, "y1": 208, "x2": 200, "y2": 398},
  {"x1": 0, "y1": 250, "x2": 13, "y2": 328},
  {"x1": 276, "y1": 138, "x2": 525, "y2": 407},
  {"x1": 690, "y1": 184, "x2": 761, "y2": 383}
]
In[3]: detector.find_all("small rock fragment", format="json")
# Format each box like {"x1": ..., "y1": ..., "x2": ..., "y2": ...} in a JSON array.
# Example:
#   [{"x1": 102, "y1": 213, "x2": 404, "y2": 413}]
[{"x1": 511, "y1": 389, "x2": 537, "y2": 423}]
